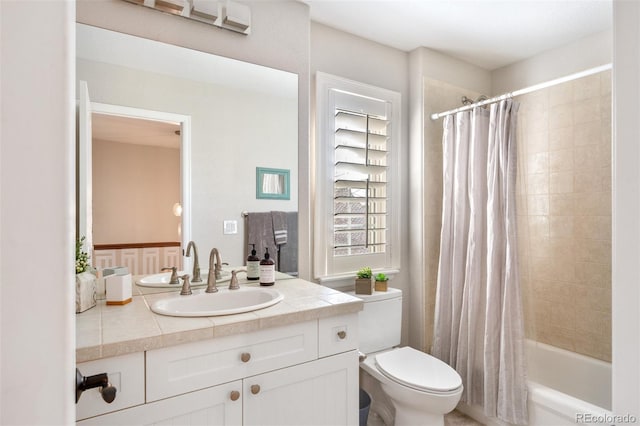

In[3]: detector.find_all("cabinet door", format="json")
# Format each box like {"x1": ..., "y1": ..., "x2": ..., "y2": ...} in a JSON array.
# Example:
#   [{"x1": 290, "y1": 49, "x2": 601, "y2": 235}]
[
  {"x1": 76, "y1": 352, "x2": 145, "y2": 421},
  {"x1": 77, "y1": 380, "x2": 242, "y2": 426},
  {"x1": 243, "y1": 350, "x2": 358, "y2": 426}
]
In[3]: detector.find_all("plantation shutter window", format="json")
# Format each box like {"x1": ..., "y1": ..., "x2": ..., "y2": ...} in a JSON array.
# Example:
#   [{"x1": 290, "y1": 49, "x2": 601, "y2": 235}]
[
  {"x1": 333, "y1": 109, "x2": 389, "y2": 256},
  {"x1": 315, "y1": 73, "x2": 401, "y2": 279}
]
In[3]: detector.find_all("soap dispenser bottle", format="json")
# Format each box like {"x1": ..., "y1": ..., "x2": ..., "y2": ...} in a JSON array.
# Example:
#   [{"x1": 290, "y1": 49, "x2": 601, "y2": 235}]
[
  {"x1": 246, "y1": 244, "x2": 260, "y2": 281},
  {"x1": 259, "y1": 248, "x2": 275, "y2": 286}
]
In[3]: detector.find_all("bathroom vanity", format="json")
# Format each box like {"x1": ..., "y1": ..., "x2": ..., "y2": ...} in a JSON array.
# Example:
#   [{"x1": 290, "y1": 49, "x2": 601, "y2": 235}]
[{"x1": 75, "y1": 278, "x2": 362, "y2": 425}]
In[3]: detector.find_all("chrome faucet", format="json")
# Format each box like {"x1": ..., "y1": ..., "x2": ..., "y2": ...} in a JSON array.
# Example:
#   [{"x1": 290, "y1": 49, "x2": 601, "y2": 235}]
[
  {"x1": 206, "y1": 248, "x2": 222, "y2": 293},
  {"x1": 185, "y1": 241, "x2": 202, "y2": 283}
]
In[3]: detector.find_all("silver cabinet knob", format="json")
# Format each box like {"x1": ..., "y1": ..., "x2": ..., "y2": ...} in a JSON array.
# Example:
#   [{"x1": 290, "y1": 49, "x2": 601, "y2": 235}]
[
  {"x1": 250, "y1": 384, "x2": 261, "y2": 395},
  {"x1": 337, "y1": 330, "x2": 347, "y2": 339},
  {"x1": 241, "y1": 352, "x2": 251, "y2": 363},
  {"x1": 230, "y1": 390, "x2": 240, "y2": 401}
]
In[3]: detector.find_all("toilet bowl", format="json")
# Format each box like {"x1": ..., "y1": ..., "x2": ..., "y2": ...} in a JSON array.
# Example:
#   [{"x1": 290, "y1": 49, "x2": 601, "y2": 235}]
[
  {"x1": 349, "y1": 288, "x2": 463, "y2": 426},
  {"x1": 361, "y1": 346, "x2": 463, "y2": 426}
]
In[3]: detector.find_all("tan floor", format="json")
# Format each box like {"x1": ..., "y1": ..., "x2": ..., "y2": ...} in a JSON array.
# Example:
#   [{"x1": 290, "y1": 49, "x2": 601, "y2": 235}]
[
  {"x1": 444, "y1": 410, "x2": 485, "y2": 426},
  {"x1": 367, "y1": 409, "x2": 484, "y2": 426}
]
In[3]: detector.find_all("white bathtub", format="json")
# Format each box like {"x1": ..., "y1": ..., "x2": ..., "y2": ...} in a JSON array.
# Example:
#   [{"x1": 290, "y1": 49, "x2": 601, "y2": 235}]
[
  {"x1": 458, "y1": 340, "x2": 613, "y2": 426},
  {"x1": 527, "y1": 340, "x2": 612, "y2": 425}
]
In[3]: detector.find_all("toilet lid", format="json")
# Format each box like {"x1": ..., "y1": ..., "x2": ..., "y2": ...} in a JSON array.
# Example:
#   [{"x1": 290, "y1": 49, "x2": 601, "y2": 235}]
[{"x1": 375, "y1": 347, "x2": 462, "y2": 393}]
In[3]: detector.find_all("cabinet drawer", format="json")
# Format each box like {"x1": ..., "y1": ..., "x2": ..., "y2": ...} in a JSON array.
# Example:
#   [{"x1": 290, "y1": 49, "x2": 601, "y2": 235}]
[
  {"x1": 146, "y1": 320, "x2": 318, "y2": 401},
  {"x1": 76, "y1": 352, "x2": 145, "y2": 421},
  {"x1": 318, "y1": 313, "x2": 359, "y2": 358}
]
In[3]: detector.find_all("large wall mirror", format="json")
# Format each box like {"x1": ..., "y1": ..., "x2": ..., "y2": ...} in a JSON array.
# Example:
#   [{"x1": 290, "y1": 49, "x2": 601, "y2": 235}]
[{"x1": 76, "y1": 23, "x2": 298, "y2": 275}]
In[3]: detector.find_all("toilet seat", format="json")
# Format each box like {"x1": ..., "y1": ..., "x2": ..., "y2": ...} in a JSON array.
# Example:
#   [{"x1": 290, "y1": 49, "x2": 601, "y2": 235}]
[{"x1": 375, "y1": 347, "x2": 462, "y2": 394}]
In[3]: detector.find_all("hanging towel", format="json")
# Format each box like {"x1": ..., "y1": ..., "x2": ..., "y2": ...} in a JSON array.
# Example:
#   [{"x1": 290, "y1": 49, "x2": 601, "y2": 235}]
[
  {"x1": 246, "y1": 212, "x2": 277, "y2": 262},
  {"x1": 279, "y1": 212, "x2": 298, "y2": 276},
  {"x1": 271, "y1": 211, "x2": 288, "y2": 246}
]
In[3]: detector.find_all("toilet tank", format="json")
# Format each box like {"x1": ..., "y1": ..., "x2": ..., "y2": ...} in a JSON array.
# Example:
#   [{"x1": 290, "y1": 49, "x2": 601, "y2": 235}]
[{"x1": 348, "y1": 287, "x2": 402, "y2": 354}]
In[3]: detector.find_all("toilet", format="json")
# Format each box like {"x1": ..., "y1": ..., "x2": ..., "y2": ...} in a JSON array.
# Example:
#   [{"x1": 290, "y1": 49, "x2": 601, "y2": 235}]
[{"x1": 349, "y1": 288, "x2": 463, "y2": 426}]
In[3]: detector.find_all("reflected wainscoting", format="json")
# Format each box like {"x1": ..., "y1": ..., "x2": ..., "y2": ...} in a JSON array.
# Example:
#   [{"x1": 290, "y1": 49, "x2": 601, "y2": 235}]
[{"x1": 93, "y1": 242, "x2": 182, "y2": 275}]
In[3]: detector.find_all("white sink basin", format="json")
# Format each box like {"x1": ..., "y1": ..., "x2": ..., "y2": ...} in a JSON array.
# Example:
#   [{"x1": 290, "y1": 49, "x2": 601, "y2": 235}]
[
  {"x1": 150, "y1": 287, "x2": 284, "y2": 317},
  {"x1": 136, "y1": 270, "x2": 231, "y2": 288}
]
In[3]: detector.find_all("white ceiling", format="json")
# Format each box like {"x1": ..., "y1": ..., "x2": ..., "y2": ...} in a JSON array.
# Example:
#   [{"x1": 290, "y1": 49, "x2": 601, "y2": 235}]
[
  {"x1": 92, "y1": 113, "x2": 180, "y2": 149},
  {"x1": 303, "y1": 0, "x2": 612, "y2": 70}
]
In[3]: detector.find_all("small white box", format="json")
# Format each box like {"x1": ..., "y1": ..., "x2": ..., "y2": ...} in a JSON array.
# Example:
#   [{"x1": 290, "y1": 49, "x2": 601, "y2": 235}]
[{"x1": 105, "y1": 273, "x2": 132, "y2": 306}]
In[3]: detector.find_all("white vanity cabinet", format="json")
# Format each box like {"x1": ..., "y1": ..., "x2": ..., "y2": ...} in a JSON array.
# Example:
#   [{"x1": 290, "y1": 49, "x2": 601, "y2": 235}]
[
  {"x1": 77, "y1": 380, "x2": 243, "y2": 426},
  {"x1": 77, "y1": 315, "x2": 359, "y2": 425},
  {"x1": 243, "y1": 350, "x2": 357, "y2": 426}
]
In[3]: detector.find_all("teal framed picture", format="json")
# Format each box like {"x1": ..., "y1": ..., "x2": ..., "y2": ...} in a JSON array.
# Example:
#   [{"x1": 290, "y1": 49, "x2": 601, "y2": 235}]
[{"x1": 256, "y1": 167, "x2": 290, "y2": 200}]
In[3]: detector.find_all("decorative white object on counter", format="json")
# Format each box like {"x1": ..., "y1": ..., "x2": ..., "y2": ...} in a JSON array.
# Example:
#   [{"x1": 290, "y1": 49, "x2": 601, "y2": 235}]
[
  {"x1": 106, "y1": 273, "x2": 132, "y2": 305},
  {"x1": 97, "y1": 266, "x2": 129, "y2": 300},
  {"x1": 76, "y1": 271, "x2": 97, "y2": 313}
]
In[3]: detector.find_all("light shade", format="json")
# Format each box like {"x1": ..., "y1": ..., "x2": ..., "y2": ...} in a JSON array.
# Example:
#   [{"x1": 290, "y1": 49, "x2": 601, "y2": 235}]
[
  {"x1": 222, "y1": 0, "x2": 250, "y2": 31},
  {"x1": 191, "y1": 0, "x2": 218, "y2": 21},
  {"x1": 172, "y1": 202, "x2": 182, "y2": 217}
]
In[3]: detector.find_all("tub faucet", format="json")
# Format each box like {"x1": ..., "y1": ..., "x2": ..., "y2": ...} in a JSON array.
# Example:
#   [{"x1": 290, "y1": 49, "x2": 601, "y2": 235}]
[
  {"x1": 206, "y1": 248, "x2": 222, "y2": 293},
  {"x1": 185, "y1": 241, "x2": 202, "y2": 283}
]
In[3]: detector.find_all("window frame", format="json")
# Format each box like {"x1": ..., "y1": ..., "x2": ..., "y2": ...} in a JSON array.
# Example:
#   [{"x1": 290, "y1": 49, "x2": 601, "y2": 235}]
[{"x1": 314, "y1": 72, "x2": 401, "y2": 280}]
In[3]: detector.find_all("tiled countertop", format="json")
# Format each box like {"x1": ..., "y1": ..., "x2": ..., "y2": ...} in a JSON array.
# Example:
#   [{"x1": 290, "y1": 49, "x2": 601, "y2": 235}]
[{"x1": 76, "y1": 277, "x2": 363, "y2": 363}]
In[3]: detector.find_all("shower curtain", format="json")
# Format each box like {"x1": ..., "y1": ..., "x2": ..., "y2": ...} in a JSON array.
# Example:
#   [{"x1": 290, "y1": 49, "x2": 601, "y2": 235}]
[{"x1": 432, "y1": 99, "x2": 528, "y2": 424}]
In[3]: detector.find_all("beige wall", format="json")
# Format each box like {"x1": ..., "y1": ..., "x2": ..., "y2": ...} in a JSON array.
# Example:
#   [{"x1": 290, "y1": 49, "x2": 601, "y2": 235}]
[
  {"x1": 492, "y1": 30, "x2": 612, "y2": 94},
  {"x1": 517, "y1": 70, "x2": 611, "y2": 361},
  {"x1": 92, "y1": 139, "x2": 180, "y2": 244},
  {"x1": 310, "y1": 22, "x2": 412, "y2": 345}
]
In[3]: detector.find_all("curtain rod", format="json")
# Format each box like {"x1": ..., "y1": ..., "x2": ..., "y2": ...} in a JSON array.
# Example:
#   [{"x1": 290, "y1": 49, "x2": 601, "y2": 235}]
[{"x1": 429, "y1": 64, "x2": 612, "y2": 121}]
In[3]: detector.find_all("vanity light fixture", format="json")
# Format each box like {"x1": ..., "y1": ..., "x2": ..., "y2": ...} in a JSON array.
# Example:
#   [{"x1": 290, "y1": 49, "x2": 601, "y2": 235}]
[
  {"x1": 220, "y1": 0, "x2": 251, "y2": 32},
  {"x1": 191, "y1": 0, "x2": 218, "y2": 22},
  {"x1": 122, "y1": 0, "x2": 251, "y2": 35},
  {"x1": 153, "y1": 0, "x2": 188, "y2": 16}
]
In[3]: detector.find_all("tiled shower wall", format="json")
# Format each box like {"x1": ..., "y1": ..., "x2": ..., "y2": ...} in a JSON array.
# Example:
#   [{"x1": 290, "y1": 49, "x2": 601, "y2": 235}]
[
  {"x1": 422, "y1": 71, "x2": 611, "y2": 362},
  {"x1": 517, "y1": 70, "x2": 611, "y2": 362}
]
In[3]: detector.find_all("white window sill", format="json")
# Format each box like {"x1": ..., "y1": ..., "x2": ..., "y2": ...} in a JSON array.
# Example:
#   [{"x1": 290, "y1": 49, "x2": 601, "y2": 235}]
[{"x1": 317, "y1": 268, "x2": 400, "y2": 285}]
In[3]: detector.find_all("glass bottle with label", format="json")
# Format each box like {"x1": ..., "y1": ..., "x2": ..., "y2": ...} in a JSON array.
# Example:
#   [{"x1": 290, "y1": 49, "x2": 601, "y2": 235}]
[
  {"x1": 247, "y1": 244, "x2": 260, "y2": 280},
  {"x1": 259, "y1": 248, "x2": 275, "y2": 286}
]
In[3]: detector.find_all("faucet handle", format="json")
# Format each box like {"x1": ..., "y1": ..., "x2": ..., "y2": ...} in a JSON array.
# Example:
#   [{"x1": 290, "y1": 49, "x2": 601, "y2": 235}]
[
  {"x1": 215, "y1": 262, "x2": 229, "y2": 280},
  {"x1": 179, "y1": 274, "x2": 192, "y2": 295},
  {"x1": 228, "y1": 269, "x2": 246, "y2": 290},
  {"x1": 161, "y1": 267, "x2": 179, "y2": 284}
]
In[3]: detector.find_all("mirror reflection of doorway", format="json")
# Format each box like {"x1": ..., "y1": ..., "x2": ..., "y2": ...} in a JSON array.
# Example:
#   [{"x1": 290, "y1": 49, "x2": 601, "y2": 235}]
[{"x1": 91, "y1": 113, "x2": 182, "y2": 274}]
